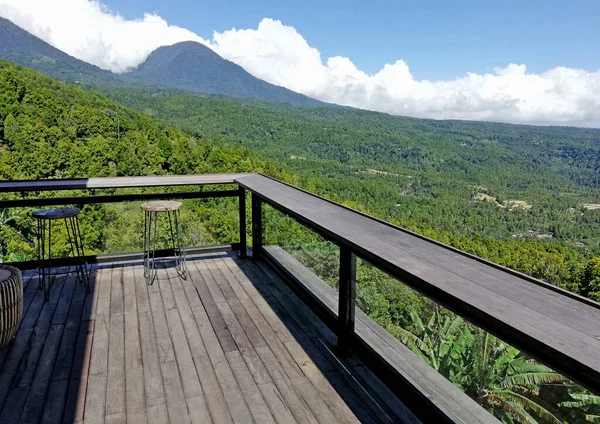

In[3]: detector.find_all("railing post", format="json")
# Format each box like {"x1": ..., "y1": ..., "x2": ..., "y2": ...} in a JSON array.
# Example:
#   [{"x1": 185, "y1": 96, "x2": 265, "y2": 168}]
[
  {"x1": 251, "y1": 193, "x2": 263, "y2": 259},
  {"x1": 238, "y1": 187, "x2": 247, "y2": 258},
  {"x1": 338, "y1": 246, "x2": 356, "y2": 355}
]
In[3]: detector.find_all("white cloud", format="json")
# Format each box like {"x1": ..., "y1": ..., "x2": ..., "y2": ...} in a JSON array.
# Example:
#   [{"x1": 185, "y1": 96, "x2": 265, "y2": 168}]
[{"x1": 1, "y1": 0, "x2": 600, "y2": 127}]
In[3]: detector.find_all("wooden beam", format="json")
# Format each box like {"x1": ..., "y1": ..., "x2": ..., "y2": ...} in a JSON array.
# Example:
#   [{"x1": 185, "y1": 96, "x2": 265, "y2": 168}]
[
  {"x1": 238, "y1": 187, "x2": 247, "y2": 259},
  {"x1": 8, "y1": 244, "x2": 237, "y2": 270},
  {"x1": 0, "y1": 190, "x2": 238, "y2": 209},
  {"x1": 251, "y1": 194, "x2": 263, "y2": 259},
  {"x1": 337, "y1": 246, "x2": 356, "y2": 355}
]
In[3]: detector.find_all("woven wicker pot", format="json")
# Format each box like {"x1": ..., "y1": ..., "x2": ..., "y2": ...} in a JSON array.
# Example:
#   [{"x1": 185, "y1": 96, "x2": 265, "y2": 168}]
[{"x1": 0, "y1": 265, "x2": 23, "y2": 350}]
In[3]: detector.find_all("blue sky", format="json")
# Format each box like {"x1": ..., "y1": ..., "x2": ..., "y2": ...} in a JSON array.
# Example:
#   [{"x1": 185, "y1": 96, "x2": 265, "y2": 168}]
[
  {"x1": 3, "y1": 0, "x2": 599, "y2": 125},
  {"x1": 101, "y1": 0, "x2": 600, "y2": 80}
]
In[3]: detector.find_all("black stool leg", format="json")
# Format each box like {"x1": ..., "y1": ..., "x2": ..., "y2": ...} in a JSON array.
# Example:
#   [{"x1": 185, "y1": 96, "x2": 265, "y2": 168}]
[
  {"x1": 74, "y1": 216, "x2": 91, "y2": 291},
  {"x1": 37, "y1": 218, "x2": 51, "y2": 301},
  {"x1": 65, "y1": 216, "x2": 90, "y2": 293}
]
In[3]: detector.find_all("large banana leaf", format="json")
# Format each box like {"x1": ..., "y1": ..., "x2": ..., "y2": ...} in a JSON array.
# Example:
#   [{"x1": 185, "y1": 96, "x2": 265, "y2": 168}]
[{"x1": 492, "y1": 389, "x2": 561, "y2": 424}]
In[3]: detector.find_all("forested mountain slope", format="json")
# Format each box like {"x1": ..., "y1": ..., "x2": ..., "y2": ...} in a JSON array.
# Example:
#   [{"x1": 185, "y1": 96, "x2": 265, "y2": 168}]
[
  {"x1": 0, "y1": 17, "x2": 124, "y2": 86},
  {"x1": 101, "y1": 89, "x2": 600, "y2": 243},
  {"x1": 0, "y1": 60, "x2": 289, "y2": 259}
]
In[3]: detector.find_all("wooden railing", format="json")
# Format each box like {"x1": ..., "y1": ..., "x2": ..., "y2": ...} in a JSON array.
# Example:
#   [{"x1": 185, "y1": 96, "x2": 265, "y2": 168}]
[
  {"x1": 236, "y1": 173, "x2": 600, "y2": 423},
  {"x1": 3, "y1": 172, "x2": 600, "y2": 423},
  {"x1": 0, "y1": 173, "x2": 252, "y2": 268}
]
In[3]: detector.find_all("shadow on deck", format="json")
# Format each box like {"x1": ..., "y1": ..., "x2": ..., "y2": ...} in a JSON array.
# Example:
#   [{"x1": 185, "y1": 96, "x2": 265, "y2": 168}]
[{"x1": 0, "y1": 252, "x2": 417, "y2": 423}]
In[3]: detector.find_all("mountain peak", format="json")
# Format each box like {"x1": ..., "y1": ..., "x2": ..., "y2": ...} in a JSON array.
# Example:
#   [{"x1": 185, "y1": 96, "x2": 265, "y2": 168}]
[{"x1": 130, "y1": 40, "x2": 327, "y2": 107}]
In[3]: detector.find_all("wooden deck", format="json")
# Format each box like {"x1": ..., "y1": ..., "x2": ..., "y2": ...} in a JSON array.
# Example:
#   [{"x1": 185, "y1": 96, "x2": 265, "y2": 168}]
[{"x1": 0, "y1": 253, "x2": 416, "y2": 423}]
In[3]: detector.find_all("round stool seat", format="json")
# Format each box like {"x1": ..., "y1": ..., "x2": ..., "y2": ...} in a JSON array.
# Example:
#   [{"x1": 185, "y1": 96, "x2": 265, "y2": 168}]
[
  {"x1": 32, "y1": 207, "x2": 80, "y2": 220},
  {"x1": 0, "y1": 264, "x2": 23, "y2": 350},
  {"x1": 140, "y1": 201, "x2": 182, "y2": 212}
]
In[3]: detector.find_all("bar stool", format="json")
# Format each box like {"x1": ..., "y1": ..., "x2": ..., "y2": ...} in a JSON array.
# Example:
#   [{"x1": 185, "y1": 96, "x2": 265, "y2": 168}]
[
  {"x1": 33, "y1": 207, "x2": 90, "y2": 301},
  {"x1": 141, "y1": 201, "x2": 187, "y2": 285}
]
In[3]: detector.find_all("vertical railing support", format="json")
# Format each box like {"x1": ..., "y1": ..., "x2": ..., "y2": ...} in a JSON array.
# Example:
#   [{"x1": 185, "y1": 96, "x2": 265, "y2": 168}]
[
  {"x1": 338, "y1": 246, "x2": 356, "y2": 355},
  {"x1": 251, "y1": 193, "x2": 263, "y2": 259},
  {"x1": 238, "y1": 187, "x2": 247, "y2": 258}
]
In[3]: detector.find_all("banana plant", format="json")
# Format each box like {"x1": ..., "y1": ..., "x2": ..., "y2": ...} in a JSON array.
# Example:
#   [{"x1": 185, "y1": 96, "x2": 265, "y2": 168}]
[
  {"x1": 392, "y1": 310, "x2": 567, "y2": 423},
  {"x1": 560, "y1": 393, "x2": 600, "y2": 422}
]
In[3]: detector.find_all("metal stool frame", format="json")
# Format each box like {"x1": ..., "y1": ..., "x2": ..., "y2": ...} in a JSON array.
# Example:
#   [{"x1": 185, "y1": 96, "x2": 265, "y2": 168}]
[
  {"x1": 35, "y1": 211, "x2": 90, "y2": 301},
  {"x1": 143, "y1": 207, "x2": 187, "y2": 285}
]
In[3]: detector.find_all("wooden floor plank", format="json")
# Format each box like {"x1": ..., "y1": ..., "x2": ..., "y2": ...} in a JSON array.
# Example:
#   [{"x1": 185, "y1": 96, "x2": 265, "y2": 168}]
[
  {"x1": 81, "y1": 265, "x2": 99, "y2": 321},
  {"x1": 242, "y1": 258, "x2": 400, "y2": 423},
  {"x1": 41, "y1": 379, "x2": 69, "y2": 424},
  {"x1": 188, "y1": 259, "x2": 256, "y2": 423},
  {"x1": 213, "y1": 258, "x2": 347, "y2": 424},
  {"x1": 20, "y1": 323, "x2": 65, "y2": 423},
  {"x1": 161, "y1": 360, "x2": 191, "y2": 424},
  {"x1": 149, "y1": 266, "x2": 190, "y2": 423},
  {"x1": 84, "y1": 267, "x2": 112, "y2": 423},
  {"x1": 147, "y1": 268, "x2": 176, "y2": 364},
  {"x1": 132, "y1": 265, "x2": 167, "y2": 417},
  {"x1": 105, "y1": 266, "x2": 126, "y2": 418},
  {"x1": 64, "y1": 318, "x2": 95, "y2": 423},
  {"x1": 30, "y1": 275, "x2": 85, "y2": 423},
  {"x1": 200, "y1": 258, "x2": 318, "y2": 424},
  {"x1": 192, "y1": 259, "x2": 238, "y2": 353},
  {"x1": 123, "y1": 265, "x2": 143, "y2": 370},
  {"x1": 226, "y1": 350, "x2": 276, "y2": 424},
  {"x1": 164, "y1": 268, "x2": 204, "y2": 400},
  {"x1": 123, "y1": 263, "x2": 147, "y2": 424},
  {"x1": 171, "y1": 263, "x2": 233, "y2": 424},
  {"x1": 5, "y1": 273, "x2": 67, "y2": 415},
  {"x1": 126, "y1": 367, "x2": 149, "y2": 424}
]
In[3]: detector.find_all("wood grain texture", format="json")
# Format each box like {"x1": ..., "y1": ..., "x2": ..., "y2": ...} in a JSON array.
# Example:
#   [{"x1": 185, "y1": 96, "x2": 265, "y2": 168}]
[
  {"x1": 263, "y1": 245, "x2": 496, "y2": 423},
  {"x1": 0, "y1": 255, "x2": 414, "y2": 423}
]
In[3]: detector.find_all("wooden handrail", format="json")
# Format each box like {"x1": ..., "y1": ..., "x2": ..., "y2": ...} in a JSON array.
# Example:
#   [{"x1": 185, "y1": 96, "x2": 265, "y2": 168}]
[
  {"x1": 235, "y1": 173, "x2": 600, "y2": 396},
  {"x1": 0, "y1": 173, "x2": 253, "y2": 192}
]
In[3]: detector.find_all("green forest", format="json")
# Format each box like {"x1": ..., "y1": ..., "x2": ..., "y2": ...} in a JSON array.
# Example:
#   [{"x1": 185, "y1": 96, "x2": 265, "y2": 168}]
[{"x1": 2, "y1": 59, "x2": 600, "y2": 422}]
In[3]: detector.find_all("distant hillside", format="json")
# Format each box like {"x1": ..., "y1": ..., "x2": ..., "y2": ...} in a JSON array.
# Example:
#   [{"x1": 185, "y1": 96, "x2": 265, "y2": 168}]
[
  {"x1": 98, "y1": 86, "x2": 600, "y2": 255},
  {"x1": 128, "y1": 41, "x2": 329, "y2": 107},
  {"x1": 0, "y1": 17, "x2": 125, "y2": 86}
]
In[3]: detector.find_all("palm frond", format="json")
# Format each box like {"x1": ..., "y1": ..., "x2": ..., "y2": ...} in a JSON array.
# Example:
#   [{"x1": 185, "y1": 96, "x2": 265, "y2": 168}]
[
  {"x1": 560, "y1": 393, "x2": 600, "y2": 407},
  {"x1": 409, "y1": 310, "x2": 424, "y2": 334},
  {"x1": 501, "y1": 372, "x2": 566, "y2": 389},
  {"x1": 491, "y1": 389, "x2": 561, "y2": 424},
  {"x1": 584, "y1": 414, "x2": 600, "y2": 423},
  {"x1": 394, "y1": 326, "x2": 433, "y2": 358},
  {"x1": 487, "y1": 392, "x2": 538, "y2": 424},
  {"x1": 445, "y1": 316, "x2": 464, "y2": 338}
]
